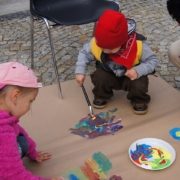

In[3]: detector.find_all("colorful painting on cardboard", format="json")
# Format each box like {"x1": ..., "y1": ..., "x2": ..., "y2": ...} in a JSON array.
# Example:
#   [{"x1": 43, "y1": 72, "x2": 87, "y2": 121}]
[
  {"x1": 63, "y1": 152, "x2": 122, "y2": 180},
  {"x1": 70, "y1": 108, "x2": 123, "y2": 139}
]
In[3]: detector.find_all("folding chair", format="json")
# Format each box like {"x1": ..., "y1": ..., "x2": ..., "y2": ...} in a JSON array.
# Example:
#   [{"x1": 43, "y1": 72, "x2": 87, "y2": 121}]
[{"x1": 30, "y1": 0, "x2": 120, "y2": 98}]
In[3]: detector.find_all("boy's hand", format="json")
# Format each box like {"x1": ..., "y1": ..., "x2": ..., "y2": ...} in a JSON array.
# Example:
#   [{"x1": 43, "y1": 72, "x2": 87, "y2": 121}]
[
  {"x1": 76, "y1": 74, "x2": 85, "y2": 86},
  {"x1": 125, "y1": 68, "x2": 138, "y2": 80},
  {"x1": 35, "y1": 151, "x2": 52, "y2": 163}
]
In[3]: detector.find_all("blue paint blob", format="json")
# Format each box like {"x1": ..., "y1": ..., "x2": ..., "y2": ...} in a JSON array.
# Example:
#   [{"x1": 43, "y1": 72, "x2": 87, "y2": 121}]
[
  {"x1": 169, "y1": 127, "x2": 180, "y2": 141},
  {"x1": 69, "y1": 174, "x2": 79, "y2": 180}
]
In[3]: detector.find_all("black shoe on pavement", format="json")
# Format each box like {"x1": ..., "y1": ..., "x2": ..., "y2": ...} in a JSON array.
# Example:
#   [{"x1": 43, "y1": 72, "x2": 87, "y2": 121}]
[
  {"x1": 93, "y1": 98, "x2": 107, "y2": 109},
  {"x1": 132, "y1": 102, "x2": 148, "y2": 115}
]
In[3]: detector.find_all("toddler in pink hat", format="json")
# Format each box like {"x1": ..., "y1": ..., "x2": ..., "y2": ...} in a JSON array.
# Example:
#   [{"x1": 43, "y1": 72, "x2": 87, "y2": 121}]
[{"x1": 0, "y1": 61, "x2": 63, "y2": 180}]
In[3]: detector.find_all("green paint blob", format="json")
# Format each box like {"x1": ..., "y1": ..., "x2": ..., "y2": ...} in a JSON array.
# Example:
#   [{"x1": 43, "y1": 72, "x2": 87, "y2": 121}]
[
  {"x1": 92, "y1": 152, "x2": 112, "y2": 172},
  {"x1": 175, "y1": 131, "x2": 180, "y2": 137},
  {"x1": 151, "y1": 159, "x2": 171, "y2": 170}
]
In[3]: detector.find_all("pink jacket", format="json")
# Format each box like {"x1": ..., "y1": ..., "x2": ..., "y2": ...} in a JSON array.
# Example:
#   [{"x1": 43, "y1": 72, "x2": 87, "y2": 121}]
[{"x1": 0, "y1": 111, "x2": 50, "y2": 180}]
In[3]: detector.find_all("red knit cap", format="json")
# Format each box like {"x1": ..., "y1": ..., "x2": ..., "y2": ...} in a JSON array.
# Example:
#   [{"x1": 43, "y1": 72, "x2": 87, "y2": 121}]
[{"x1": 95, "y1": 10, "x2": 128, "y2": 49}]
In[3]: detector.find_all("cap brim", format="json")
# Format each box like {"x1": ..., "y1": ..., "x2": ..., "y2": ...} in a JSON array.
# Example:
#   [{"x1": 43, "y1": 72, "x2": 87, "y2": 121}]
[
  {"x1": 37, "y1": 82, "x2": 43, "y2": 88},
  {"x1": 0, "y1": 82, "x2": 42, "y2": 89}
]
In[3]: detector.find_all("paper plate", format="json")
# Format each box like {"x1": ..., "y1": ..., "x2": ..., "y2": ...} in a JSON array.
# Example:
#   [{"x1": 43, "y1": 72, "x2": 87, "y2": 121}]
[{"x1": 128, "y1": 138, "x2": 176, "y2": 170}]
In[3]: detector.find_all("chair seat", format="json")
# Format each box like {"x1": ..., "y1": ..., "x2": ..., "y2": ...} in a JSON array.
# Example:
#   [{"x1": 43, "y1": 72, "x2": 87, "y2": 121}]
[{"x1": 30, "y1": 0, "x2": 119, "y2": 25}]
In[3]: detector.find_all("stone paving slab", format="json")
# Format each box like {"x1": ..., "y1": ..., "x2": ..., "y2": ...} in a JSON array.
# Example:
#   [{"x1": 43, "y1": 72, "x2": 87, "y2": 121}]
[
  {"x1": 0, "y1": 0, "x2": 29, "y2": 16},
  {"x1": 0, "y1": 0, "x2": 179, "y2": 89}
]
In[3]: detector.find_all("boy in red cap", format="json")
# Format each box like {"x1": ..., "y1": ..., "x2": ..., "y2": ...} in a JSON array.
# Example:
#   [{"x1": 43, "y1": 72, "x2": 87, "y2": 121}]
[{"x1": 75, "y1": 10, "x2": 158, "y2": 115}]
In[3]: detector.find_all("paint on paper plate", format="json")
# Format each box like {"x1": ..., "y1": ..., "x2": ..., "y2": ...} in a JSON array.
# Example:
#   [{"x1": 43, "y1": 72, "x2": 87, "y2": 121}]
[
  {"x1": 130, "y1": 144, "x2": 172, "y2": 170},
  {"x1": 129, "y1": 138, "x2": 176, "y2": 170}
]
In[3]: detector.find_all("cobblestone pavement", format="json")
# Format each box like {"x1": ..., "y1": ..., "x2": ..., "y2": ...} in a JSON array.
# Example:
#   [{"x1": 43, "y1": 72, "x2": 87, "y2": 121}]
[{"x1": 0, "y1": 0, "x2": 180, "y2": 89}]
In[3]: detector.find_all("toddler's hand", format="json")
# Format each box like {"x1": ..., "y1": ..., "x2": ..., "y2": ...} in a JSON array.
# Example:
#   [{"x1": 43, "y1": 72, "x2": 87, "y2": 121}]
[
  {"x1": 76, "y1": 74, "x2": 85, "y2": 86},
  {"x1": 35, "y1": 151, "x2": 52, "y2": 163},
  {"x1": 125, "y1": 68, "x2": 138, "y2": 80}
]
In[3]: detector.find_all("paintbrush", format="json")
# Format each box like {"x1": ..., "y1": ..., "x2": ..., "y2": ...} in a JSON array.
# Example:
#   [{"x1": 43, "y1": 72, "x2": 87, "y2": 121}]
[{"x1": 81, "y1": 84, "x2": 96, "y2": 120}]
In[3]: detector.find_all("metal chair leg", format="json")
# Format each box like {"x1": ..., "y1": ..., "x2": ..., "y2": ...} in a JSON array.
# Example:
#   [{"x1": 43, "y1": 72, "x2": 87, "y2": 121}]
[
  {"x1": 30, "y1": 14, "x2": 35, "y2": 69},
  {"x1": 43, "y1": 18, "x2": 63, "y2": 98}
]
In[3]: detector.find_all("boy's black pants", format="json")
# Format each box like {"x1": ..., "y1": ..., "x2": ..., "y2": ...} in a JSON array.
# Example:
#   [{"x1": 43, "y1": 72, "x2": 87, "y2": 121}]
[{"x1": 90, "y1": 68, "x2": 150, "y2": 104}]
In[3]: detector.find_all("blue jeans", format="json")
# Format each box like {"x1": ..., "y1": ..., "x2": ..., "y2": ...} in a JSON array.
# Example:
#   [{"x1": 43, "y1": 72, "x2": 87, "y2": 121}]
[{"x1": 17, "y1": 134, "x2": 29, "y2": 158}]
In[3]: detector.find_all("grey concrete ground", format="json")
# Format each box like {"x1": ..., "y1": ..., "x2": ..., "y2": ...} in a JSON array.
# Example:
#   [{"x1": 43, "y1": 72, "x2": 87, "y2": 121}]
[
  {"x1": 0, "y1": 0, "x2": 28, "y2": 16},
  {"x1": 0, "y1": 0, "x2": 180, "y2": 89}
]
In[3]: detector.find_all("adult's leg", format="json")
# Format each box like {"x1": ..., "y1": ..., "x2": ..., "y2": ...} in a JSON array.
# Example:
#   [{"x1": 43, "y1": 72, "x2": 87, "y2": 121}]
[{"x1": 168, "y1": 39, "x2": 180, "y2": 68}]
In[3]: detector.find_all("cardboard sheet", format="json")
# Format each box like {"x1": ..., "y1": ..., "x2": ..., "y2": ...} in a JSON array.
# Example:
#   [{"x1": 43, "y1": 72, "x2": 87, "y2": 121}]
[{"x1": 22, "y1": 75, "x2": 180, "y2": 179}]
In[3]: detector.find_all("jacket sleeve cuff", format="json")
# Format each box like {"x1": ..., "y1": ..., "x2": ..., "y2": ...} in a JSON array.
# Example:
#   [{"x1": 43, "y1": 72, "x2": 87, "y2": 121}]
[
  {"x1": 134, "y1": 65, "x2": 146, "y2": 78},
  {"x1": 75, "y1": 65, "x2": 86, "y2": 74}
]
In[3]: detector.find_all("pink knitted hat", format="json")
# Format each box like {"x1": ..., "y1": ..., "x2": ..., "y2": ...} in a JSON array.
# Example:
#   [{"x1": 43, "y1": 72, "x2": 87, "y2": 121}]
[{"x1": 0, "y1": 61, "x2": 42, "y2": 89}]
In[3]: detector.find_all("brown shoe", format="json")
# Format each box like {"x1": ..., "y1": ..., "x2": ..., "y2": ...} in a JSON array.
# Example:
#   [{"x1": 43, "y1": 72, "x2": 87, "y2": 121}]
[{"x1": 132, "y1": 102, "x2": 148, "y2": 115}]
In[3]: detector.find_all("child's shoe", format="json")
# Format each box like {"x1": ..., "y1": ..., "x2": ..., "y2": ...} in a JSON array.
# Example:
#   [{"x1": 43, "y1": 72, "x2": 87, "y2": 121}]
[
  {"x1": 93, "y1": 98, "x2": 107, "y2": 109},
  {"x1": 131, "y1": 102, "x2": 148, "y2": 115}
]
